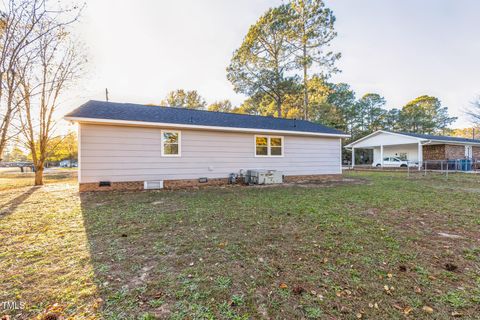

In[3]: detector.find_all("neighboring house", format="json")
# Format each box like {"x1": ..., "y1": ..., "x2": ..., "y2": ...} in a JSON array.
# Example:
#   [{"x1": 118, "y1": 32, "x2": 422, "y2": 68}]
[
  {"x1": 64, "y1": 100, "x2": 349, "y2": 191},
  {"x1": 345, "y1": 130, "x2": 480, "y2": 167},
  {"x1": 59, "y1": 159, "x2": 78, "y2": 167}
]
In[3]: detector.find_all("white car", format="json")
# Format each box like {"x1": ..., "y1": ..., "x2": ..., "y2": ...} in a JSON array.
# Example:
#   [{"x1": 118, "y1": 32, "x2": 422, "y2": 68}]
[{"x1": 373, "y1": 157, "x2": 412, "y2": 168}]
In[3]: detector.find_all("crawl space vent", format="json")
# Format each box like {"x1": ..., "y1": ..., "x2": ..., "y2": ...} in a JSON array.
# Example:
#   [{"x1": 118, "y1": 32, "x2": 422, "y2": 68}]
[{"x1": 144, "y1": 180, "x2": 164, "y2": 190}]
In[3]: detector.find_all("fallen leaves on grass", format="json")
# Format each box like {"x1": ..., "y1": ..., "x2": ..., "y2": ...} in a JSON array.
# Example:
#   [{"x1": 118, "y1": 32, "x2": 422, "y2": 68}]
[
  {"x1": 41, "y1": 314, "x2": 61, "y2": 320},
  {"x1": 368, "y1": 302, "x2": 379, "y2": 309},
  {"x1": 93, "y1": 298, "x2": 103, "y2": 310},
  {"x1": 422, "y1": 306, "x2": 434, "y2": 314},
  {"x1": 35, "y1": 304, "x2": 65, "y2": 320},
  {"x1": 403, "y1": 306, "x2": 413, "y2": 315},
  {"x1": 292, "y1": 285, "x2": 305, "y2": 295},
  {"x1": 383, "y1": 285, "x2": 394, "y2": 295},
  {"x1": 279, "y1": 282, "x2": 288, "y2": 289},
  {"x1": 336, "y1": 289, "x2": 352, "y2": 297}
]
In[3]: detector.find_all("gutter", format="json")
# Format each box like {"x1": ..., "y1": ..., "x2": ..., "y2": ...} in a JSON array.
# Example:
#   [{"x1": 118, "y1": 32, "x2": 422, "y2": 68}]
[
  {"x1": 64, "y1": 116, "x2": 351, "y2": 139},
  {"x1": 421, "y1": 139, "x2": 480, "y2": 146}
]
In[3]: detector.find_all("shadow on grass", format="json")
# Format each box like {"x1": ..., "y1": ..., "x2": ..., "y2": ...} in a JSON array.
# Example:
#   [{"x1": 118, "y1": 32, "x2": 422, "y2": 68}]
[
  {"x1": 0, "y1": 186, "x2": 40, "y2": 218},
  {"x1": 79, "y1": 191, "x2": 168, "y2": 319},
  {"x1": 77, "y1": 177, "x2": 480, "y2": 320},
  {"x1": 78, "y1": 189, "x2": 258, "y2": 319}
]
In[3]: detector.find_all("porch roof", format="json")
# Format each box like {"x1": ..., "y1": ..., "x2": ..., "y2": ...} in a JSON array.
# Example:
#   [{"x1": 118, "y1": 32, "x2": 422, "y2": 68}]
[{"x1": 345, "y1": 130, "x2": 480, "y2": 148}]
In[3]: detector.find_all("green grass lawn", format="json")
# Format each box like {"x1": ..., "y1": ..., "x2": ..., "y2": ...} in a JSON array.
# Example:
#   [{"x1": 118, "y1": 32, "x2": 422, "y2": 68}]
[{"x1": 0, "y1": 172, "x2": 479, "y2": 319}]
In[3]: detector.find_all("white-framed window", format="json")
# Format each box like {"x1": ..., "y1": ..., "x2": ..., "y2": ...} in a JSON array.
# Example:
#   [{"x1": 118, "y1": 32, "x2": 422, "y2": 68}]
[
  {"x1": 255, "y1": 135, "x2": 284, "y2": 157},
  {"x1": 161, "y1": 130, "x2": 181, "y2": 156}
]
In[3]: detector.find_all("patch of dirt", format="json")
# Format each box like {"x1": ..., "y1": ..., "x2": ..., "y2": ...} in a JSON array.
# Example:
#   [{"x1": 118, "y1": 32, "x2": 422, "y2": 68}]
[
  {"x1": 250, "y1": 177, "x2": 369, "y2": 189},
  {"x1": 152, "y1": 304, "x2": 171, "y2": 318},
  {"x1": 130, "y1": 265, "x2": 155, "y2": 288}
]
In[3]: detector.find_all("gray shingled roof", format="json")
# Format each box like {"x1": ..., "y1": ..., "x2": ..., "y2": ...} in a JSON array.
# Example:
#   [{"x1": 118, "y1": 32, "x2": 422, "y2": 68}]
[
  {"x1": 65, "y1": 100, "x2": 347, "y2": 136},
  {"x1": 393, "y1": 131, "x2": 480, "y2": 144}
]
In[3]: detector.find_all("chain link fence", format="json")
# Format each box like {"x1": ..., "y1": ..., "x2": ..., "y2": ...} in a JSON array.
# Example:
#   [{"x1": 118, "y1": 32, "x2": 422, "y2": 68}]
[{"x1": 407, "y1": 159, "x2": 480, "y2": 178}]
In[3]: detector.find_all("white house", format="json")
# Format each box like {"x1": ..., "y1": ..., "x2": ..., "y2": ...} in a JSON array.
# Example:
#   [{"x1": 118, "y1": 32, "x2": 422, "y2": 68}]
[
  {"x1": 65, "y1": 100, "x2": 350, "y2": 191},
  {"x1": 345, "y1": 130, "x2": 480, "y2": 167}
]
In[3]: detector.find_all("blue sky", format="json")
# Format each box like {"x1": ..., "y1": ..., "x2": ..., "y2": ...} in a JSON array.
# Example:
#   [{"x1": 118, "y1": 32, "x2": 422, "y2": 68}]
[{"x1": 66, "y1": 0, "x2": 480, "y2": 128}]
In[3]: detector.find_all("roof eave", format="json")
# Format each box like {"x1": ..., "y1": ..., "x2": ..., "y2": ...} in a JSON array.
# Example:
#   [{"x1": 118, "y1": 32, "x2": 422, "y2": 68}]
[
  {"x1": 344, "y1": 130, "x2": 426, "y2": 148},
  {"x1": 424, "y1": 139, "x2": 480, "y2": 146},
  {"x1": 64, "y1": 116, "x2": 351, "y2": 138}
]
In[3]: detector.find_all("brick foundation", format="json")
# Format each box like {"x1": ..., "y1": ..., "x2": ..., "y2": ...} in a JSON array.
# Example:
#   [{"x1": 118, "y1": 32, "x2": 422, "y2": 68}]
[
  {"x1": 79, "y1": 174, "x2": 343, "y2": 192},
  {"x1": 163, "y1": 178, "x2": 229, "y2": 190},
  {"x1": 79, "y1": 181, "x2": 144, "y2": 192}
]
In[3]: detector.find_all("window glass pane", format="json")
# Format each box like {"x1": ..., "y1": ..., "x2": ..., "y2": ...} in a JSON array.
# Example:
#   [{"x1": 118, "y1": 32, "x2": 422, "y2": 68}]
[
  {"x1": 383, "y1": 157, "x2": 389, "y2": 161},
  {"x1": 256, "y1": 136, "x2": 268, "y2": 146},
  {"x1": 163, "y1": 132, "x2": 178, "y2": 144},
  {"x1": 271, "y1": 146, "x2": 282, "y2": 156},
  {"x1": 256, "y1": 146, "x2": 268, "y2": 156},
  {"x1": 164, "y1": 144, "x2": 179, "y2": 155},
  {"x1": 270, "y1": 137, "x2": 282, "y2": 147}
]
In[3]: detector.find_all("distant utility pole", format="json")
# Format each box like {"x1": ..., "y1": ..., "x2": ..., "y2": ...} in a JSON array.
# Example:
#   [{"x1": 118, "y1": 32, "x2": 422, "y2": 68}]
[
  {"x1": 105, "y1": 88, "x2": 109, "y2": 102},
  {"x1": 473, "y1": 128, "x2": 476, "y2": 140}
]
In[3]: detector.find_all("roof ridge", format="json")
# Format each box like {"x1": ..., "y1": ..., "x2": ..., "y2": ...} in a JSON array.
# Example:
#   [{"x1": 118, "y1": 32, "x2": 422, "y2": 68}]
[
  {"x1": 65, "y1": 100, "x2": 348, "y2": 136},
  {"x1": 87, "y1": 100, "x2": 318, "y2": 125}
]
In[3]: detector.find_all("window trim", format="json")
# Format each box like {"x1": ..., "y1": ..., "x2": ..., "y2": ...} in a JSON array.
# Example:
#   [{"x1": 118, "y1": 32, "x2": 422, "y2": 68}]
[
  {"x1": 161, "y1": 130, "x2": 181, "y2": 157},
  {"x1": 254, "y1": 135, "x2": 284, "y2": 157}
]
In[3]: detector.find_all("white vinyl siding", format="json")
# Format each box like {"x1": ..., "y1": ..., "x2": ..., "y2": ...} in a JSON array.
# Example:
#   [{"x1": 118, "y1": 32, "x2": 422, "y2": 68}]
[{"x1": 79, "y1": 123, "x2": 342, "y2": 183}]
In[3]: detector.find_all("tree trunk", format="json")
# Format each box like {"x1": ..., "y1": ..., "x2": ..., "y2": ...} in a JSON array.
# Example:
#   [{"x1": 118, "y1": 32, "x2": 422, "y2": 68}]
[
  {"x1": 34, "y1": 167, "x2": 44, "y2": 185},
  {"x1": 303, "y1": 44, "x2": 308, "y2": 121},
  {"x1": 303, "y1": 64, "x2": 308, "y2": 121},
  {"x1": 276, "y1": 99, "x2": 282, "y2": 118}
]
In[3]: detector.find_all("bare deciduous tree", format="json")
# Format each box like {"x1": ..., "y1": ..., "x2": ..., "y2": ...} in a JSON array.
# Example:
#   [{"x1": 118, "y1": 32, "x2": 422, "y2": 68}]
[
  {"x1": 0, "y1": 0, "x2": 42, "y2": 160},
  {"x1": 15, "y1": 2, "x2": 85, "y2": 185},
  {"x1": 467, "y1": 96, "x2": 480, "y2": 126},
  {"x1": 0, "y1": 0, "x2": 82, "y2": 161}
]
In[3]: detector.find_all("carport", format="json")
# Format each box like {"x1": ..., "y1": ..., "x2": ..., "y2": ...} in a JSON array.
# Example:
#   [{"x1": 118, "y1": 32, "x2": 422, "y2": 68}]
[
  {"x1": 345, "y1": 131, "x2": 425, "y2": 168},
  {"x1": 345, "y1": 130, "x2": 480, "y2": 170}
]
